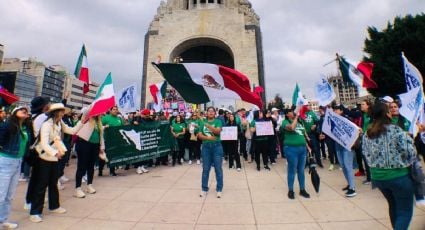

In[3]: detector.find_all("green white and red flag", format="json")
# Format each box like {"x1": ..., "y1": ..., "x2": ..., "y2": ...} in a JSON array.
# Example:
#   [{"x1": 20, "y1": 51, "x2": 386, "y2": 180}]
[
  {"x1": 74, "y1": 44, "x2": 90, "y2": 94},
  {"x1": 87, "y1": 73, "x2": 115, "y2": 118},
  {"x1": 337, "y1": 55, "x2": 377, "y2": 89},
  {"x1": 149, "y1": 81, "x2": 167, "y2": 112}
]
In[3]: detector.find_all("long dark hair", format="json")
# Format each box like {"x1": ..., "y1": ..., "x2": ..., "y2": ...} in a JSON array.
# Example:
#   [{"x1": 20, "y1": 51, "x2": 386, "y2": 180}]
[
  {"x1": 366, "y1": 101, "x2": 391, "y2": 139},
  {"x1": 8, "y1": 112, "x2": 32, "y2": 138}
]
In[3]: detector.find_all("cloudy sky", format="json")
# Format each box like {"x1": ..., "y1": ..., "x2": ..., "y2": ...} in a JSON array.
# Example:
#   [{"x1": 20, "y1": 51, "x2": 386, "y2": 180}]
[{"x1": 0, "y1": 0, "x2": 423, "y2": 105}]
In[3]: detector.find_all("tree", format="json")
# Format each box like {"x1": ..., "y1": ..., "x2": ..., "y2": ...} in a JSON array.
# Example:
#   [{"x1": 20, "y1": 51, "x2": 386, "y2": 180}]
[
  {"x1": 267, "y1": 94, "x2": 285, "y2": 110},
  {"x1": 363, "y1": 14, "x2": 425, "y2": 97}
]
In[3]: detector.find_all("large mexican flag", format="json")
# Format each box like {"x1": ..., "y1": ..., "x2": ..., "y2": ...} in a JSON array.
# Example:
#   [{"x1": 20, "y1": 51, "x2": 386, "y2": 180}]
[
  {"x1": 87, "y1": 73, "x2": 115, "y2": 118},
  {"x1": 153, "y1": 63, "x2": 263, "y2": 108}
]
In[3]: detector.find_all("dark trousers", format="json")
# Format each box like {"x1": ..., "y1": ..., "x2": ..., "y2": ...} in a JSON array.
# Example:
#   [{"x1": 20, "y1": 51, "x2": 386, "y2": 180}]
[
  {"x1": 308, "y1": 133, "x2": 322, "y2": 167},
  {"x1": 268, "y1": 135, "x2": 277, "y2": 163},
  {"x1": 325, "y1": 137, "x2": 337, "y2": 164},
  {"x1": 75, "y1": 138, "x2": 99, "y2": 188},
  {"x1": 30, "y1": 159, "x2": 60, "y2": 215},
  {"x1": 26, "y1": 158, "x2": 39, "y2": 204},
  {"x1": 374, "y1": 175, "x2": 414, "y2": 230},
  {"x1": 227, "y1": 140, "x2": 241, "y2": 168},
  {"x1": 239, "y1": 134, "x2": 247, "y2": 160},
  {"x1": 254, "y1": 139, "x2": 268, "y2": 168},
  {"x1": 355, "y1": 147, "x2": 365, "y2": 173},
  {"x1": 58, "y1": 138, "x2": 72, "y2": 178},
  {"x1": 319, "y1": 139, "x2": 327, "y2": 159},
  {"x1": 188, "y1": 140, "x2": 201, "y2": 160},
  {"x1": 358, "y1": 144, "x2": 371, "y2": 181},
  {"x1": 172, "y1": 138, "x2": 185, "y2": 164},
  {"x1": 99, "y1": 159, "x2": 115, "y2": 175}
]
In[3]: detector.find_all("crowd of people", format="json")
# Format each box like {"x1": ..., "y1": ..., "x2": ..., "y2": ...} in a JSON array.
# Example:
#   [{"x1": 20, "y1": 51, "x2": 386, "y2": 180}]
[{"x1": 0, "y1": 95, "x2": 424, "y2": 229}]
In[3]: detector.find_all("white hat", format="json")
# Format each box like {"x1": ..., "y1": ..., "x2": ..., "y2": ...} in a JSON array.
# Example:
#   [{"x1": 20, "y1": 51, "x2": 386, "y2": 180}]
[
  {"x1": 271, "y1": 107, "x2": 279, "y2": 112},
  {"x1": 11, "y1": 106, "x2": 28, "y2": 115},
  {"x1": 381, "y1": 96, "x2": 394, "y2": 103},
  {"x1": 47, "y1": 103, "x2": 71, "y2": 114}
]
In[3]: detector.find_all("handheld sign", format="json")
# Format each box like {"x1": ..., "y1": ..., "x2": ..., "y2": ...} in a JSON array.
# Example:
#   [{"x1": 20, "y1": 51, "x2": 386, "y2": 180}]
[
  {"x1": 255, "y1": 121, "x2": 274, "y2": 136},
  {"x1": 221, "y1": 127, "x2": 238, "y2": 140}
]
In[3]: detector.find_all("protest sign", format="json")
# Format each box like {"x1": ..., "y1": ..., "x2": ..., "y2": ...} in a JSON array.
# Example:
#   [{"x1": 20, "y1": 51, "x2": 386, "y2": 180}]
[
  {"x1": 220, "y1": 127, "x2": 238, "y2": 140},
  {"x1": 255, "y1": 121, "x2": 274, "y2": 136},
  {"x1": 322, "y1": 109, "x2": 360, "y2": 151}
]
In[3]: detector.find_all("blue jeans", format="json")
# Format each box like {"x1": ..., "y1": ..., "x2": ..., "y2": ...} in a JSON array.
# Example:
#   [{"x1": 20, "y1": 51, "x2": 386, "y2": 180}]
[
  {"x1": 201, "y1": 142, "x2": 223, "y2": 192},
  {"x1": 284, "y1": 146, "x2": 307, "y2": 191},
  {"x1": 335, "y1": 143, "x2": 355, "y2": 189},
  {"x1": 0, "y1": 156, "x2": 21, "y2": 222},
  {"x1": 373, "y1": 175, "x2": 414, "y2": 230}
]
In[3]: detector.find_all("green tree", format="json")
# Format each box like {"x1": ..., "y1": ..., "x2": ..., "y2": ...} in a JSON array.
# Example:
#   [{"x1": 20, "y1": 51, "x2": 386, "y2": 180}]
[
  {"x1": 363, "y1": 14, "x2": 425, "y2": 97},
  {"x1": 267, "y1": 94, "x2": 285, "y2": 110}
]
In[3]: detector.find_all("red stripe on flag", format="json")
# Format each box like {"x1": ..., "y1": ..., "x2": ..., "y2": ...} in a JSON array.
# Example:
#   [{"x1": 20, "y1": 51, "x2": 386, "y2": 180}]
[
  {"x1": 357, "y1": 62, "x2": 377, "y2": 88},
  {"x1": 87, "y1": 97, "x2": 115, "y2": 118},
  {"x1": 219, "y1": 66, "x2": 263, "y2": 108},
  {"x1": 149, "y1": 84, "x2": 160, "y2": 104},
  {"x1": 79, "y1": 67, "x2": 90, "y2": 94}
]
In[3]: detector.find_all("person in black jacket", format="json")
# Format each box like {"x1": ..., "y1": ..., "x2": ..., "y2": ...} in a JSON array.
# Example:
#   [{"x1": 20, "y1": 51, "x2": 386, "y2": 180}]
[
  {"x1": 225, "y1": 114, "x2": 241, "y2": 170},
  {"x1": 265, "y1": 109, "x2": 278, "y2": 164}
]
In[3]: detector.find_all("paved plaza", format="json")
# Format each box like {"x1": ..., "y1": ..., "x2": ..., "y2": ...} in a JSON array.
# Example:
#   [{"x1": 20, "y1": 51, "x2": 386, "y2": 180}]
[{"x1": 9, "y1": 158, "x2": 425, "y2": 230}]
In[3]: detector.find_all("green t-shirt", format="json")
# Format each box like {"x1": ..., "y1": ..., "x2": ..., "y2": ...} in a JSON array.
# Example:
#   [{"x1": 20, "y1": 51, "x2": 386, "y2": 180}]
[
  {"x1": 249, "y1": 120, "x2": 268, "y2": 141},
  {"x1": 362, "y1": 113, "x2": 371, "y2": 132},
  {"x1": 281, "y1": 119, "x2": 306, "y2": 146},
  {"x1": 0, "y1": 126, "x2": 29, "y2": 159},
  {"x1": 88, "y1": 123, "x2": 100, "y2": 144},
  {"x1": 187, "y1": 119, "x2": 200, "y2": 134},
  {"x1": 102, "y1": 114, "x2": 123, "y2": 127},
  {"x1": 303, "y1": 111, "x2": 318, "y2": 134},
  {"x1": 198, "y1": 118, "x2": 222, "y2": 143},
  {"x1": 391, "y1": 116, "x2": 410, "y2": 132},
  {"x1": 370, "y1": 167, "x2": 409, "y2": 181},
  {"x1": 172, "y1": 122, "x2": 186, "y2": 139}
]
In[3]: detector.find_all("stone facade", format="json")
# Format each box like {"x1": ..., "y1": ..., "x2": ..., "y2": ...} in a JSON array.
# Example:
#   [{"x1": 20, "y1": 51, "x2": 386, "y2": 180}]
[{"x1": 142, "y1": 0, "x2": 265, "y2": 109}]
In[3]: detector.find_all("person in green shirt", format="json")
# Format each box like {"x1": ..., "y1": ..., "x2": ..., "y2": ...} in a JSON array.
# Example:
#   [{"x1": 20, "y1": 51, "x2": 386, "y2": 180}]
[
  {"x1": 0, "y1": 106, "x2": 32, "y2": 229},
  {"x1": 171, "y1": 115, "x2": 186, "y2": 166},
  {"x1": 198, "y1": 107, "x2": 224, "y2": 198},
  {"x1": 281, "y1": 108, "x2": 310, "y2": 200},
  {"x1": 99, "y1": 106, "x2": 123, "y2": 176},
  {"x1": 389, "y1": 101, "x2": 410, "y2": 131},
  {"x1": 302, "y1": 105, "x2": 323, "y2": 168}
]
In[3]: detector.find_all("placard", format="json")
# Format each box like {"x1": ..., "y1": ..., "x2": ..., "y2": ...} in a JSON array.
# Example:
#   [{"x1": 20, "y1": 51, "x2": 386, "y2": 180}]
[
  {"x1": 220, "y1": 127, "x2": 238, "y2": 140},
  {"x1": 255, "y1": 121, "x2": 274, "y2": 136}
]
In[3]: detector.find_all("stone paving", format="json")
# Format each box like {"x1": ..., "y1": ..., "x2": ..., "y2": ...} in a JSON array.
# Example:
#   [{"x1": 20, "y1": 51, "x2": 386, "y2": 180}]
[{"x1": 8, "y1": 158, "x2": 425, "y2": 230}]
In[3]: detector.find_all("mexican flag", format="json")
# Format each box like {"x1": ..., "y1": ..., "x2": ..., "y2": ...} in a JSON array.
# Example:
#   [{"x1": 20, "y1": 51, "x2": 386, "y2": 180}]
[
  {"x1": 153, "y1": 63, "x2": 263, "y2": 108},
  {"x1": 149, "y1": 81, "x2": 167, "y2": 112},
  {"x1": 292, "y1": 83, "x2": 308, "y2": 119},
  {"x1": 74, "y1": 44, "x2": 90, "y2": 94},
  {"x1": 337, "y1": 55, "x2": 377, "y2": 89},
  {"x1": 87, "y1": 73, "x2": 115, "y2": 118}
]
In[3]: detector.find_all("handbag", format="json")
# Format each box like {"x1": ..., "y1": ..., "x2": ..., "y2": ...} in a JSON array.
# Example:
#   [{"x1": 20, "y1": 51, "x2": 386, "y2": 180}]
[{"x1": 410, "y1": 155, "x2": 425, "y2": 197}]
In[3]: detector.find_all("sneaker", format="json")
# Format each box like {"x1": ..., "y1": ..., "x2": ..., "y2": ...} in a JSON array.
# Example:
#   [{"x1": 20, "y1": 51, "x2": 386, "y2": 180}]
[
  {"x1": 86, "y1": 184, "x2": 96, "y2": 194},
  {"x1": 188, "y1": 160, "x2": 193, "y2": 165},
  {"x1": 328, "y1": 164, "x2": 334, "y2": 171},
  {"x1": 136, "y1": 166, "x2": 143, "y2": 175},
  {"x1": 264, "y1": 165, "x2": 271, "y2": 171},
  {"x1": 237, "y1": 168, "x2": 241, "y2": 172},
  {"x1": 416, "y1": 199, "x2": 425, "y2": 208},
  {"x1": 196, "y1": 160, "x2": 201, "y2": 165},
  {"x1": 23, "y1": 203, "x2": 31, "y2": 211},
  {"x1": 180, "y1": 158, "x2": 184, "y2": 163},
  {"x1": 271, "y1": 162, "x2": 276, "y2": 165},
  {"x1": 60, "y1": 175, "x2": 70, "y2": 183},
  {"x1": 342, "y1": 185, "x2": 349, "y2": 191},
  {"x1": 200, "y1": 191, "x2": 207, "y2": 197},
  {"x1": 354, "y1": 171, "x2": 365, "y2": 177},
  {"x1": 74, "y1": 187, "x2": 86, "y2": 198},
  {"x1": 362, "y1": 180, "x2": 371, "y2": 185},
  {"x1": 29, "y1": 215, "x2": 42, "y2": 223},
  {"x1": 57, "y1": 181, "x2": 65, "y2": 190},
  {"x1": 141, "y1": 166, "x2": 149, "y2": 173},
  {"x1": 217, "y1": 192, "x2": 222, "y2": 198},
  {"x1": 18, "y1": 175, "x2": 27, "y2": 182},
  {"x1": 2, "y1": 222, "x2": 18, "y2": 229},
  {"x1": 49, "y1": 207, "x2": 66, "y2": 214},
  {"x1": 288, "y1": 190, "x2": 295, "y2": 199},
  {"x1": 299, "y1": 189, "x2": 310, "y2": 198},
  {"x1": 345, "y1": 189, "x2": 357, "y2": 197}
]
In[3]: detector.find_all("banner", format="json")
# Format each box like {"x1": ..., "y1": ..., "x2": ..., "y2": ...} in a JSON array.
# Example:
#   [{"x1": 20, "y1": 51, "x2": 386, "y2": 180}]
[
  {"x1": 314, "y1": 77, "x2": 336, "y2": 106},
  {"x1": 103, "y1": 121, "x2": 174, "y2": 166},
  {"x1": 117, "y1": 84, "x2": 138, "y2": 113},
  {"x1": 255, "y1": 121, "x2": 274, "y2": 136},
  {"x1": 220, "y1": 127, "x2": 238, "y2": 140},
  {"x1": 322, "y1": 109, "x2": 360, "y2": 151}
]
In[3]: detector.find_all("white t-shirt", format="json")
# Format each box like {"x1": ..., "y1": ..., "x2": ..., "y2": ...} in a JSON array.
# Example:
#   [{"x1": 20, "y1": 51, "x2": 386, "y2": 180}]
[{"x1": 32, "y1": 113, "x2": 48, "y2": 137}]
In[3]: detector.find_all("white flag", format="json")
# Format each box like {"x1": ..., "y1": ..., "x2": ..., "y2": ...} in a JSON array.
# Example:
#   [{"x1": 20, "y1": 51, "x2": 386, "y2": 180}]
[
  {"x1": 314, "y1": 77, "x2": 336, "y2": 106},
  {"x1": 116, "y1": 84, "x2": 138, "y2": 113},
  {"x1": 399, "y1": 53, "x2": 424, "y2": 135},
  {"x1": 322, "y1": 109, "x2": 361, "y2": 151}
]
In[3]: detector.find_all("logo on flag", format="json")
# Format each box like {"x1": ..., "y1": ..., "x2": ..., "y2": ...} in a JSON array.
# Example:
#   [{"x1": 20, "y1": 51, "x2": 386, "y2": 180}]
[
  {"x1": 117, "y1": 85, "x2": 137, "y2": 113},
  {"x1": 322, "y1": 109, "x2": 360, "y2": 150},
  {"x1": 315, "y1": 77, "x2": 336, "y2": 106},
  {"x1": 202, "y1": 74, "x2": 224, "y2": 90}
]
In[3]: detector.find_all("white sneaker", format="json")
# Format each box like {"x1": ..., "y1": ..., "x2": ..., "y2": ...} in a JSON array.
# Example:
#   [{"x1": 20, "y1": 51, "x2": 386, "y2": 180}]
[
  {"x1": 180, "y1": 158, "x2": 184, "y2": 163},
  {"x1": 60, "y1": 175, "x2": 70, "y2": 183},
  {"x1": 416, "y1": 199, "x2": 425, "y2": 208},
  {"x1": 18, "y1": 175, "x2": 27, "y2": 182},
  {"x1": 24, "y1": 203, "x2": 31, "y2": 211},
  {"x1": 49, "y1": 207, "x2": 66, "y2": 214},
  {"x1": 136, "y1": 167, "x2": 143, "y2": 174},
  {"x1": 217, "y1": 192, "x2": 222, "y2": 198},
  {"x1": 141, "y1": 166, "x2": 149, "y2": 173},
  {"x1": 188, "y1": 160, "x2": 193, "y2": 165},
  {"x1": 196, "y1": 160, "x2": 201, "y2": 165},
  {"x1": 237, "y1": 168, "x2": 241, "y2": 172},
  {"x1": 74, "y1": 187, "x2": 86, "y2": 198},
  {"x1": 86, "y1": 184, "x2": 96, "y2": 194},
  {"x1": 29, "y1": 215, "x2": 42, "y2": 223},
  {"x1": 328, "y1": 164, "x2": 334, "y2": 171},
  {"x1": 57, "y1": 181, "x2": 65, "y2": 190},
  {"x1": 200, "y1": 191, "x2": 207, "y2": 197},
  {"x1": 2, "y1": 222, "x2": 18, "y2": 229}
]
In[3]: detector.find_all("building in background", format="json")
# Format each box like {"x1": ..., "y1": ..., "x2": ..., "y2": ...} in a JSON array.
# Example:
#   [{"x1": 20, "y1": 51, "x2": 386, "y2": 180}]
[
  {"x1": 42, "y1": 66, "x2": 65, "y2": 103},
  {"x1": 0, "y1": 44, "x2": 4, "y2": 67},
  {"x1": 0, "y1": 71, "x2": 37, "y2": 106},
  {"x1": 328, "y1": 75, "x2": 359, "y2": 105},
  {"x1": 64, "y1": 77, "x2": 99, "y2": 111}
]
